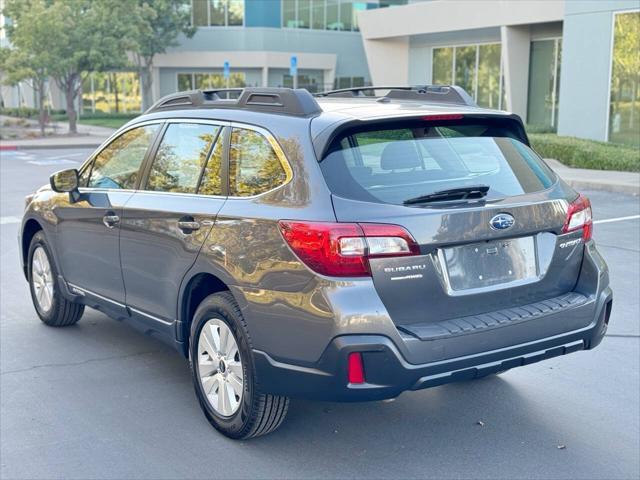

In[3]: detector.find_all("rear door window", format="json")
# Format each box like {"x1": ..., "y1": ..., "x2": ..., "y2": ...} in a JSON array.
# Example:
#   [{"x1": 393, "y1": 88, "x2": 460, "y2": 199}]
[
  {"x1": 320, "y1": 121, "x2": 556, "y2": 205},
  {"x1": 146, "y1": 122, "x2": 221, "y2": 194}
]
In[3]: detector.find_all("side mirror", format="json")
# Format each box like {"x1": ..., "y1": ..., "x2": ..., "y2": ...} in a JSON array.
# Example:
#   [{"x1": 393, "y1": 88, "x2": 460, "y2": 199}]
[{"x1": 50, "y1": 169, "x2": 79, "y2": 193}]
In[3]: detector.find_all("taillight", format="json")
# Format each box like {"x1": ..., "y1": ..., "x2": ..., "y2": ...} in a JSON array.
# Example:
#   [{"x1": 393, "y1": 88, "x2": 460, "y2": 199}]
[
  {"x1": 278, "y1": 221, "x2": 419, "y2": 277},
  {"x1": 562, "y1": 194, "x2": 593, "y2": 241}
]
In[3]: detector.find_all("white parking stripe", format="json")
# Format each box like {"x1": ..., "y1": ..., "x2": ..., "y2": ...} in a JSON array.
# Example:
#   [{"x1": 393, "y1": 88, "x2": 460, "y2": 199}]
[
  {"x1": 594, "y1": 214, "x2": 640, "y2": 225},
  {"x1": 0, "y1": 216, "x2": 22, "y2": 225}
]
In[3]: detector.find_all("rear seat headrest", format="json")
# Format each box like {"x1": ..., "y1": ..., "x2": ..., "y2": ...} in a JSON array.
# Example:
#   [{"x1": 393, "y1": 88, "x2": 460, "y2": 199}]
[{"x1": 380, "y1": 141, "x2": 422, "y2": 171}]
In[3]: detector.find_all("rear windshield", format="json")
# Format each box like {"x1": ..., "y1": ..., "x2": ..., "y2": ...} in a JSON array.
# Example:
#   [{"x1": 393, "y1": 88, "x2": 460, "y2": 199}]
[{"x1": 320, "y1": 120, "x2": 556, "y2": 205}]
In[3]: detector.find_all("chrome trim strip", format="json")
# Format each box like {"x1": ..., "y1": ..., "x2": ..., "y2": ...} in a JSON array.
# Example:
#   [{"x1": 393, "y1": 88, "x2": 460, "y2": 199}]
[
  {"x1": 77, "y1": 119, "x2": 293, "y2": 200},
  {"x1": 67, "y1": 283, "x2": 125, "y2": 308},
  {"x1": 129, "y1": 306, "x2": 174, "y2": 325},
  {"x1": 67, "y1": 283, "x2": 174, "y2": 325},
  {"x1": 77, "y1": 119, "x2": 167, "y2": 175}
]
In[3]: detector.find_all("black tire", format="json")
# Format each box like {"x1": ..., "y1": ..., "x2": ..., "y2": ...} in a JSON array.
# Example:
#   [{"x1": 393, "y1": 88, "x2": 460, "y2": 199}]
[
  {"x1": 28, "y1": 231, "x2": 84, "y2": 327},
  {"x1": 189, "y1": 291, "x2": 289, "y2": 439}
]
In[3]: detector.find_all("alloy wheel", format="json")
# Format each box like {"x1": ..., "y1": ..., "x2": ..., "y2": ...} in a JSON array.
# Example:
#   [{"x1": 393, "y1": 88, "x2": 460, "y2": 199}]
[{"x1": 197, "y1": 318, "x2": 244, "y2": 417}]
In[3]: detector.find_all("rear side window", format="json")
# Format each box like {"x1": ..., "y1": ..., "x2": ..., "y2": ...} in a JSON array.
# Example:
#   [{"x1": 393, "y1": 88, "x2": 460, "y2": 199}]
[
  {"x1": 320, "y1": 121, "x2": 556, "y2": 205},
  {"x1": 229, "y1": 128, "x2": 288, "y2": 196},
  {"x1": 146, "y1": 123, "x2": 220, "y2": 194},
  {"x1": 83, "y1": 124, "x2": 160, "y2": 189}
]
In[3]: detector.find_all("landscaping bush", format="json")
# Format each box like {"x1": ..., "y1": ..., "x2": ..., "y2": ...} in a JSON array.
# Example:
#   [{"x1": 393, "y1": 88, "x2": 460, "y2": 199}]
[
  {"x1": 0, "y1": 107, "x2": 65, "y2": 119},
  {"x1": 529, "y1": 133, "x2": 640, "y2": 172}
]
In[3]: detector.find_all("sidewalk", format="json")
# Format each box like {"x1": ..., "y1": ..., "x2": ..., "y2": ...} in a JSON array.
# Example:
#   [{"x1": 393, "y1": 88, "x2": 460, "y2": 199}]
[
  {"x1": 545, "y1": 159, "x2": 640, "y2": 195},
  {"x1": 0, "y1": 115, "x2": 115, "y2": 150}
]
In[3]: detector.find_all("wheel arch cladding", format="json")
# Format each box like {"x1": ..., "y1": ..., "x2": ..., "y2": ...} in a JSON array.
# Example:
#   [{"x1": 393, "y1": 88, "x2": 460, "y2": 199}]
[
  {"x1": 22, "y1": 219, "x2": 43, "y2": 279},
  {"x1": 180, "y1": 272, "x2": 231, "y2": 356}
]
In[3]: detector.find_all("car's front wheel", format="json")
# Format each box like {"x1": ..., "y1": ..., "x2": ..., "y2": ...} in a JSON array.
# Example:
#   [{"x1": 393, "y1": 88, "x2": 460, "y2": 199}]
[
  {"x1": 189, "y1": 291, "x2": 289, "y2": 439},
  {"x1": 28, "y1": 231, "x2": 84, "y2": 326}
]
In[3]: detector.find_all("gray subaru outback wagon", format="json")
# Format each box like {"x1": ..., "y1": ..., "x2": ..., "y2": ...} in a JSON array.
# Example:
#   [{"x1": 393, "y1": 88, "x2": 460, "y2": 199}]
[{"x1": 19, "y1": 86, "x2": 612, "y2": 439}]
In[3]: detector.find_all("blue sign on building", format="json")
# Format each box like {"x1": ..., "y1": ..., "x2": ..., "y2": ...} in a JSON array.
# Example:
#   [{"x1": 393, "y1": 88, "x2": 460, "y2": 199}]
[
  {"x1": 223, "y1": 61, "x2": 230, "y2": 80},
  {"x1": 290, "y1": 56, "x2": 297, "y2": 77}
]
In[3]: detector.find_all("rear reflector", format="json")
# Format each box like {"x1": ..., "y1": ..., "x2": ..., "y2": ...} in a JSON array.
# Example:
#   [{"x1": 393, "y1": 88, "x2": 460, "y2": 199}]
[
  {"x1": 278, "y1": 221, "x2": 419, "y2": 277},
  {"x1": 347, "y1": 352, "x2": 365, "y2": 384},
  {"x1": 562, "y1": 194, "x2": 593, "y2": 241}
]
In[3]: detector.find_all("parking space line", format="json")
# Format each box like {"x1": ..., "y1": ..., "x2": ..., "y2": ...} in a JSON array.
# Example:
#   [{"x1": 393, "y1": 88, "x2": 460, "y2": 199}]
[
  {"x1": 594, "y1": 214, "x2": 640, "y2": 225},
  {"x1": 0, "y1": 216, "x2": 22, "y2": 225}
]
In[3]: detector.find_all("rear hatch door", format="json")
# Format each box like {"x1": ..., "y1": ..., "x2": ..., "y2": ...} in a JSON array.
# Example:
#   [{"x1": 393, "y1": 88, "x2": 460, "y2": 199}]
[{"x1": 319, "y1": 116, "x2": 585, "y2": 327}]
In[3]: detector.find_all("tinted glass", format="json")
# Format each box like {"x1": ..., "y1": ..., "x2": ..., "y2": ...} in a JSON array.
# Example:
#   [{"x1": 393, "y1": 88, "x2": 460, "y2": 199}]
[
  {"x1": 146, "y1": 123, "x2": 220, "y2": 194},
  {"x1": 85, "y1": 124, "x2": 159, "y2": 189},
  {"x1": 320, "y1": 122, "x2": 556, "y2": 206},
  {"x1": 198, "y1": 134, "x2": 224, "y2": 196},
  {"x1": 609, "y1": 11, "x2": 639, "y2": 147},
  {"x1": 229, "y1": 128, "x2": 287, "y2": 196}
]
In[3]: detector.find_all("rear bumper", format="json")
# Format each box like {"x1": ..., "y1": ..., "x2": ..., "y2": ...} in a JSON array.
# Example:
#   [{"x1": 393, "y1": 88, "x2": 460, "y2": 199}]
[{"x1": 253, "y1": 286, "x2": 612, "y2": 402}]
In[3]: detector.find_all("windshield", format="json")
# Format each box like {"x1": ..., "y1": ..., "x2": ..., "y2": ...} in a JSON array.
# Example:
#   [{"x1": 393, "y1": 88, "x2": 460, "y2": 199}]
[{"x1": 320, "y1": 122, "x2": 556, "y2": 206}]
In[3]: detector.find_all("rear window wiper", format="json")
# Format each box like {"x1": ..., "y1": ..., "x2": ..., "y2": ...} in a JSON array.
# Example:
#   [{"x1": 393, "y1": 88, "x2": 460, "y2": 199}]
[{"x1": 403, "y1": 185, "x2": 490, "y2": 205}]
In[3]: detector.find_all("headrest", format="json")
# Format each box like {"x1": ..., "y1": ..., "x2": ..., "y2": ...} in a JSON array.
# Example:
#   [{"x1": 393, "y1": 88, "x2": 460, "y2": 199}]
[{"x1": 380, "y1": 141, "x2": 422, "y2": 171}]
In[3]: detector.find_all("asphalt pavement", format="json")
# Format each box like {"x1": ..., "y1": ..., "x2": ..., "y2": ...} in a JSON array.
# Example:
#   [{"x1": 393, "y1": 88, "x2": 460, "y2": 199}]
[{"x1": 1, "y1": 148, "x2": 639, "y2": 480}]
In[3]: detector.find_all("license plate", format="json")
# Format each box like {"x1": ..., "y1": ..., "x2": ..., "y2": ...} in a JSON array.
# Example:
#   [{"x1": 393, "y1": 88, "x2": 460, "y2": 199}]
[{"x1": 441, "y1": 236, "x2": 538, "y2": 291}]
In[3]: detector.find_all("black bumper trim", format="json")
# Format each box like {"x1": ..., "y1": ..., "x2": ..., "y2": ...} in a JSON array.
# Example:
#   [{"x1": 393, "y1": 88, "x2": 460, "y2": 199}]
[{"x1": 253, "y1": 294, "x2": 610, "y2": 402}]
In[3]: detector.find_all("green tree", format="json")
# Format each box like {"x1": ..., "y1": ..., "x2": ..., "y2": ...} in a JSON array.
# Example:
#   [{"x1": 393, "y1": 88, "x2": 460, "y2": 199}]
[
  {"x1": 126, "y1": 0, "x2": 195, "y2": 111},
  {"x1": 3, "y1": 0, "x2": 130, "y2": 133},
  {"x1": 1, "y1": 0, "x2": 63, "y2": 135}
]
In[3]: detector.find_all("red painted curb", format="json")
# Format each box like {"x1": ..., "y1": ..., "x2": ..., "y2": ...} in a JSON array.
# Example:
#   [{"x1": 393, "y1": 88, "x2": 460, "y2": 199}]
[{"x1": 0, "y1": 145, "x2": 18, "y2": 151}]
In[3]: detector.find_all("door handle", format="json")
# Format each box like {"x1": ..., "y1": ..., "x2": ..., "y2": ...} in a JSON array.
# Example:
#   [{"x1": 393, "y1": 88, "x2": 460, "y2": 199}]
[
  {"x1": 178, "y1": 219, "x2": 201, "y2": 233},
  {"x1": 103, "y1": 214, "x2": 120, "y2": 228}
]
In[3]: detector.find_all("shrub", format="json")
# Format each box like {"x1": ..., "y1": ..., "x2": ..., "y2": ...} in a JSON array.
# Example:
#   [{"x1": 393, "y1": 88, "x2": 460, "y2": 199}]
[{"x1": 529, "y1": 133, "x2": 640, "y2": 172}]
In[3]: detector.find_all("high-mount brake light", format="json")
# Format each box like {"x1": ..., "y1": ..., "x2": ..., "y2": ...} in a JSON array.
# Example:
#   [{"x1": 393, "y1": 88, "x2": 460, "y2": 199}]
[
  {"x1": 421, "y1": 114, "x2": 464, "y2": 121},
  {"x1": 562, "y1": 194, "x2": 593, "y2": 241},
  {"x1": 278, "y1": 221, "x2": 420, "y2": 277}
]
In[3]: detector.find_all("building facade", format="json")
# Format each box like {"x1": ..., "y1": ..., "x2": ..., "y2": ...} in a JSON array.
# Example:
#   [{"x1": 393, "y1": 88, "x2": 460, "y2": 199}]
[
  {"x1": 359, "y1": 0, "x2": 639, "y2": 146},
  {"x1": 1, "y1": 0, "x2": 638, "y2": 147},
  {"x1": 1, "y1": 0, "x2": 405, "y2": 114}
]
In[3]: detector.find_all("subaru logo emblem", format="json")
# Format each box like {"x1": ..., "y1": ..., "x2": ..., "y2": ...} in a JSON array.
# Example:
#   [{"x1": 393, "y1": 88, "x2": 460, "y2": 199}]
[{"x1": 490, "y1": 213, "x2": 515, "y2": 230}]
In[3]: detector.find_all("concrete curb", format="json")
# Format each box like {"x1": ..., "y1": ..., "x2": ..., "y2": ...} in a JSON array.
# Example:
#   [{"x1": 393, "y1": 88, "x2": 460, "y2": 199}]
[{"x1": 561, "y1": 179, "x2": 639, "y2": 196}]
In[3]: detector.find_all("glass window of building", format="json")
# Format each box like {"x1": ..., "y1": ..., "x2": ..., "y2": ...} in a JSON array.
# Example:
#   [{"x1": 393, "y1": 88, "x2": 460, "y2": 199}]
[
  {"x1": 454, "y1": 46, "x2": 477, "y2": 98},
  {"x1": 298, "y1": 0, "x2": 311, "y2": 28},
  {"x1": 334, "y1": 76, "x2": 365, "y2": 89},
  {"x1": 432, "y1": 47, "x2": 453, "y2": 85},
  {"x1": 432, "y1": 44, "x2": 504, "y2": 110},
  {"x1": 177, "y1": 72, "x2": 246, "y2": 91},
  {"x1": 282, "y1": 1, "x2": 405, "y2": 32},
  {"x1": 210, "y1": 0, "x2": 225, "y2": 25},
  {"x1": 228, "y1": 0, "x2": 244, "y2": 25},
  {"x1": 82, "y1": 72, "x2": 142, "y2": 114},
  {"x1": 609, "y1": 11, "x2": 640, "y2": 147},
  {"x1": 527, "y1": 39, "x2": 561, "y2": 130},
  {"x1": 190, "y1": 0, "x2": 243, "y2": 26},
  {"x1": 477, "y1": 44, "x2": 502, "y2": 110},
  {"x1": 311, "y1": 0, "x2": 325, "y2": 29},
  {"x1": 339, "y1": 0, "x2": 353, "y2": 31},
  {"x1": 192, "y1": 0, "x2": 209, "y2": 26},
  {"x1": 326, "y1": 0, "x2": 339, "y2": 30},
  {"x1": 283, "y1": 0, "x2": 297, "y2": 27}
]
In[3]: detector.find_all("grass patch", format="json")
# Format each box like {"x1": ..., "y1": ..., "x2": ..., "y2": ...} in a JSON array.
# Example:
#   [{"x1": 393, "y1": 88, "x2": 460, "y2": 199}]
[
  {"x1": 529, "y1": 133, "x2": 640, "y2": 172},
  {"x1": 50, "y1": 112, "x2": 139, "y2": 129}
]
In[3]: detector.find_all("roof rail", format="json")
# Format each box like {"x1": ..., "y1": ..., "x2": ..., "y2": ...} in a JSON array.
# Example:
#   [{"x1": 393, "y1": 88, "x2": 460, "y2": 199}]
[
  {"x1": 146, "y1": 87, "x2": 322, "y2": 117},
  {"x1": 314, "y1": 85, "x2": 477, "y2": 107}
]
